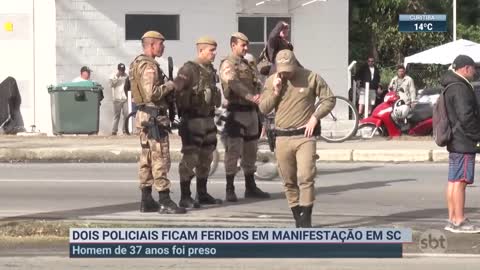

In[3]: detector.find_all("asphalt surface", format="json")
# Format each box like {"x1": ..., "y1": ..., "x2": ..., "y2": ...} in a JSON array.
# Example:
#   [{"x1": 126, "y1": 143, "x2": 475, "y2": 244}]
[
  {"x1": 0, "y1": 162, "x2": 479, "y2": 261},
  {"x1": 1, "y1": 257, "x2": 480, "y2": 270}
]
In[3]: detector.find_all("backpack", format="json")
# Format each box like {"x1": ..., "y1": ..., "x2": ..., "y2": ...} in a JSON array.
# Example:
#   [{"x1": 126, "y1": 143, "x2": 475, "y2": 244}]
[
  {"x1": 257, "y1": 46, "x2": 272, "y2": 76},
  {"x1": 432, "y1": 82, "x2": 462, "y2": 147}
]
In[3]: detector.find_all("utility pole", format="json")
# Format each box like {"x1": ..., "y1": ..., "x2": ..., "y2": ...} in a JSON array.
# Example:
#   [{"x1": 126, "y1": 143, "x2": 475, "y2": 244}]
[{"x1": 453, "y1": 0, "x2": 457, "y2": 40}]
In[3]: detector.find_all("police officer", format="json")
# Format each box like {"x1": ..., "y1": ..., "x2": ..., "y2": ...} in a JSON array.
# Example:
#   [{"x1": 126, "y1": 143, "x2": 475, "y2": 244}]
[
  {"x1": 129, "y1": 30, "x2": 186, "y2": 214},
  {"x1": 173, "y1": 36, "x2": 223, "y2": 208},
  {"x1": 259, "y1": 50, "x2": 335, "y2": 227},
  {"x1": 219, "y1": 32, "x2": 270, "y2": 202}
]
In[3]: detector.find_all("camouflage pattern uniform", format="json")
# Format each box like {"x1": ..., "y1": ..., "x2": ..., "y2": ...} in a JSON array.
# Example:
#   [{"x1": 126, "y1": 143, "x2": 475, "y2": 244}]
[
  {"x1": 219, "y1": 32, "x2": 270, "y2": 202},
  {"x1": 129, "y1": 30, "x2": 185, "y2": 214}
]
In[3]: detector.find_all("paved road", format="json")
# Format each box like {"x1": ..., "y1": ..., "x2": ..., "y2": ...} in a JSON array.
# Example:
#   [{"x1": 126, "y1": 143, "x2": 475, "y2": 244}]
[
  {"x1": 2, "y1": 257, "x2": 480, "y2": 270},
  {"x1": 0, "y1": 163, "x2": 479, "y2": 256}
]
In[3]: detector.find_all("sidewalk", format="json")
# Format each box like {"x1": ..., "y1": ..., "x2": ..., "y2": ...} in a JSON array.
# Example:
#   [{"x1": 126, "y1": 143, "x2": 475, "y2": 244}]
[{"x1": 0, "y1": 134, "x2": 451, "y2": 162}]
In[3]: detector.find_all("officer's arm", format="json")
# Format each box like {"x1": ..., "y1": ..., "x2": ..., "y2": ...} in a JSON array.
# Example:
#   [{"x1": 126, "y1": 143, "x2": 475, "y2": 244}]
[
  {"x1": 141, "y1": 62, "x2": 174, "y2": 102},
  {"x1": 220, "y1": 61, "x2": 253, "y2": 100},
  {"x1": 214, "y1": 86, "x2": 222, "y2": 108},
  {"x1": 254, "y1": 75, "x2": 263, "y2": 94},
  {"x1": 173, "y1": 64, "x2": 194, "y2": 91},
  {"x1": 313, "y1": 74, "x2": 335, "y2": 120},
  {"x1": 259, "y1": 76, "x2": 281, "y2": 114}
]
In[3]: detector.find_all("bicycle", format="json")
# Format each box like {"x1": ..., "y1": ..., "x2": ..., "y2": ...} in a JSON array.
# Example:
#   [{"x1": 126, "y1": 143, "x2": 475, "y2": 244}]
[
  {"x1": 123, "y1": 110, "x2": 137, "y2": 136},
  {"x1": 317, "y1": 95, "x2": 359, "y2": 143}
]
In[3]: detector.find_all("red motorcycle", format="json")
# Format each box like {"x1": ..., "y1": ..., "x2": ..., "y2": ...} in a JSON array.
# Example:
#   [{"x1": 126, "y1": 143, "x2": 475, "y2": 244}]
[{"x1": 357, "y1": 88, "x2": 438, "y2": 138}]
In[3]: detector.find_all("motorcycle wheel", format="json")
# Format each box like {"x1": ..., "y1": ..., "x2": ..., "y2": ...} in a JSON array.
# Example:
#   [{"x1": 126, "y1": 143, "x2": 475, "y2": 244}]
[
  {"x1": 254, "y1": 140, "x2": 279, "y2": 181},
  {"x1": 356, "y1": 123, "x2": 384, "y2": 139}
]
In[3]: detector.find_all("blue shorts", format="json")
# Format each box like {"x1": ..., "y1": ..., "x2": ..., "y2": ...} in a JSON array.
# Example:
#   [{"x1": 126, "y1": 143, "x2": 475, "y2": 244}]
[{"x1": 448, "y1": 152, "x2": 476, "y2": 184}]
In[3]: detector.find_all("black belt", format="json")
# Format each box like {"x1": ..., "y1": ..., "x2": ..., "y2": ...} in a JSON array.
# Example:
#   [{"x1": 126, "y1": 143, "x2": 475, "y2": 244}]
[
  {"x1": 137, "y1": 105, "x2": 167, "y2": 116},
  {"x1": 227, "y1": 104, "x2": 256, "y2": 112},
  {"x1": 182, "y1": 110, "x2": 215, "y2": 119},
  {"x1": 275, "y1": 128, "x2": 306, "y2": 137}
]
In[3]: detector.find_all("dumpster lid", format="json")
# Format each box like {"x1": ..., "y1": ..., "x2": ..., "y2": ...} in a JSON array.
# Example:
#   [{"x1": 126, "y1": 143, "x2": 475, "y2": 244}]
[{"x1": 48, "y1": 81, "x2": 103, "y2": 92}]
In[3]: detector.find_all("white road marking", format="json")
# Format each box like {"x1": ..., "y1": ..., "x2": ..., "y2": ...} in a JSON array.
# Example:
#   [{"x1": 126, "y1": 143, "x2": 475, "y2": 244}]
[{"x1": 0, "y1": 179, "x2": 281, "y2": 185}]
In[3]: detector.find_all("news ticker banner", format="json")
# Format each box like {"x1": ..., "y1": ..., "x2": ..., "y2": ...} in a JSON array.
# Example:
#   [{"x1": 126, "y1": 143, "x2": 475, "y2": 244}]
[
  {"x1": 398, "y1": 14, "x2": 447, "y2": 32},
  {"x1": 70, "y1": 228, "x2": 412, "y2": 258}
]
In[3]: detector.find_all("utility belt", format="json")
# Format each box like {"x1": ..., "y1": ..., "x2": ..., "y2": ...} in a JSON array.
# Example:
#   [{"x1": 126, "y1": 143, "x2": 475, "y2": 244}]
[
  {"x1": 227, "y1": 104, "x2": 257, "y2": 112},
  {"x1": 138, "y1": 105, "x2": 170, "y2": 140},
  {"x1": 137, "y1": 105, "x2": 167, "y2": 116},
  {"x1": 275, "y1": 125, "x2": 320, "y2": 137},
  {"x1": 181, "y1": 109, "x2": 215, "y2": 119}
]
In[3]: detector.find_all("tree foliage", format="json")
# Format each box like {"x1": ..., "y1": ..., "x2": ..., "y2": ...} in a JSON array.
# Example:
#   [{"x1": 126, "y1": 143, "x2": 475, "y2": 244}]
[
  {"x1": 457, "y1": 24, "x2": 480, "y2": 43},
  {"x1": 350, "y1": 0, "x2": 480, "y2": 88},
  {"x1": 350, "y1": 0, "x2": 451, "y2": 68}
]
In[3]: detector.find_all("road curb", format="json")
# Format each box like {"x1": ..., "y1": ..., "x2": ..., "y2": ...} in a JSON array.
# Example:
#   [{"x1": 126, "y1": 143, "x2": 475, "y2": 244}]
[
  {"x1": 431, "y1": 149, "x2": 449, "y2": 162},
  {"x1": 0, "y1": 148, "x2": 458, "y2": 163},
  {"x1": 352, "y1": 149, "x2": 432, "y2": 162},
  {"x1": 318, "y1": 149, "x2": 352, "y2": 161}
]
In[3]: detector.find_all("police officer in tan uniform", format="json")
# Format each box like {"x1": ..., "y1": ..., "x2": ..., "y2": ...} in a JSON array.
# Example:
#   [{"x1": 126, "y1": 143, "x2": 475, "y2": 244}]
[
  {"x1": 173, "y1": 36, "x2": 223, "y2": 208},
  {"x1": 129, "y1": 30, "x2": 186, "y2": 214},
  {"x1": 219, "y1": 32, "x2": 270, "y2": 202},
  {"x1": 259, "y1": 50, "x2": 335, "y2": 227}
]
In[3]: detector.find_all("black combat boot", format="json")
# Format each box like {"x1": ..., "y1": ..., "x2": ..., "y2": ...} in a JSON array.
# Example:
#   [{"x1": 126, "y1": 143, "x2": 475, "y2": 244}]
[
  {"x1": 140, "y1": 186, "x2": 159, "y2": 213},
  {"x1": 225, "y1": 174, "x2": 238, "y2": 202},
  {"x1": 158, "y1": 189, "x2": 187, "y2": 214},
  {"x1": 299, "y1": 205, "x2": 313, "y2": 228},
  {"x1": 244, "y1": 174, "x2": 270, "y2": 199},
  {"x1": 179, "y1": 180, "x2": 200, "y2": 209},
  {"x1": 291, "y1": 205, "x2": 302, "y2": 228},
  {"x1": 196, "y1": 177, "x2": 222, "y2": 205}
]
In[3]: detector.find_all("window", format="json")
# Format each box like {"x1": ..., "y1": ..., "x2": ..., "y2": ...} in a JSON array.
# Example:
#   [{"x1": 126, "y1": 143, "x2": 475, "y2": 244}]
[
  {"x1": 238, "y1": 17, "x2": 264, "y2": 42},
  {"x1": 237, "y1": 16, "x2": 291, "y2": 59},
  {"x1": 125, "y1": 14, "x2": 179, "y2": 40}
]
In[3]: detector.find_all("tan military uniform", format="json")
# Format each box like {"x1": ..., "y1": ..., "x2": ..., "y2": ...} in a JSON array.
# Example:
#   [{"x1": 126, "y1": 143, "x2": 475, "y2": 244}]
[
  {"x1": 219, "y1": 54, "x2": 262, "y2": 176},
  {"x1": 175, "y1": 59, "x2": 222, "y2": 181},
  {"x1": 259, "y1": 50, "x2": 335, "y2": 216},
  {"x1": 129, "y1": 54, "x2": 173, "y2": 192}
]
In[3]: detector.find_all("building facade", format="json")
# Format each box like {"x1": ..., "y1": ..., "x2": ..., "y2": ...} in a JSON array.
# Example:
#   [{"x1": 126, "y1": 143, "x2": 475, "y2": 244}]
[{"x1": 0, "y1": 0, "x2": 348, "y2": 134}]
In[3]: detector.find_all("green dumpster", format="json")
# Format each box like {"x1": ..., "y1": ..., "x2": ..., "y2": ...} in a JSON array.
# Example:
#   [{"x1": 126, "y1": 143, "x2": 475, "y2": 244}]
[{"x1": 48, "y1": 81, "x2": 103, "y2": 135}]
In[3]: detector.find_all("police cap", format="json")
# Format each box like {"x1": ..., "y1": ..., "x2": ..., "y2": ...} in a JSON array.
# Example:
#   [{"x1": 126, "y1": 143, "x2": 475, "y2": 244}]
[
  {"x1": 276, "y1": 49, "x2": 298, "y2": 73},
  {"x1": 230, "y1": 32, "x2": 249, "y2": 42},
  {"x1": 196, "y1": 36, "x2": 217, "y2": 46},
  {"x1": 141, "y1": 31, "x2": 165, "y2": 40}
]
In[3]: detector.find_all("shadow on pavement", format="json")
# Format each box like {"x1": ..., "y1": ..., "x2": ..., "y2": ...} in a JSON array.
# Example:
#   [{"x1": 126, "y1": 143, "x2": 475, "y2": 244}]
[
  {"x1": 316, "y1": 207, "x2": 480, "y2": 228},
  {"x1": 316, "y1": 165, "x2": 380, "y2": 176},
  {"x1": 0, "y1": 178, "x2": 416, "y2": 221}
]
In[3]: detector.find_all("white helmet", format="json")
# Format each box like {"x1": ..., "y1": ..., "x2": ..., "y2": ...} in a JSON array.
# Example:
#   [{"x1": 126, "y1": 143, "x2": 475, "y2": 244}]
[{"x1": 392, "y1": 100, "x2": 410, "y2": 120}]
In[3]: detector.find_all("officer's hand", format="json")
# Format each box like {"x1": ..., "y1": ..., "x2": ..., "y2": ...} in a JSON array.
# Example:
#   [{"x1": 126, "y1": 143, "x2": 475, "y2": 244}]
[
  {"x1": 164, "y1": 81, "x2": 176, "y2": 92},
  {"x1": 304, "y1": 116, "x2": 318, "y2": 138},
  {"x1": 246, "y1": 94, "x2": 260, "y2": 104},
  {"x1": 273, "y1": 73, "x2": 282, "y2": 94},
  {"x1": 251, "y1": 94, "x2": 261, "y2": 104}
]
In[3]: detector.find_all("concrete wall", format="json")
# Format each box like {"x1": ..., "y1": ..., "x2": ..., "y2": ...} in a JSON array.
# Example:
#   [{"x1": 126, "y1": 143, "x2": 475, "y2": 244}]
[
  {"x1": 53, "y1": 0, "x2": 348, "y2": 135},
  {"x1": 56, "y1": 0, "x2": 238, "y2": 134},
  {"x1": 289, "y1": 0, "x2": 349, "y2": 98},
  {"x1": 0, "y1": 0, "x2": 55, "y2": 134}
]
